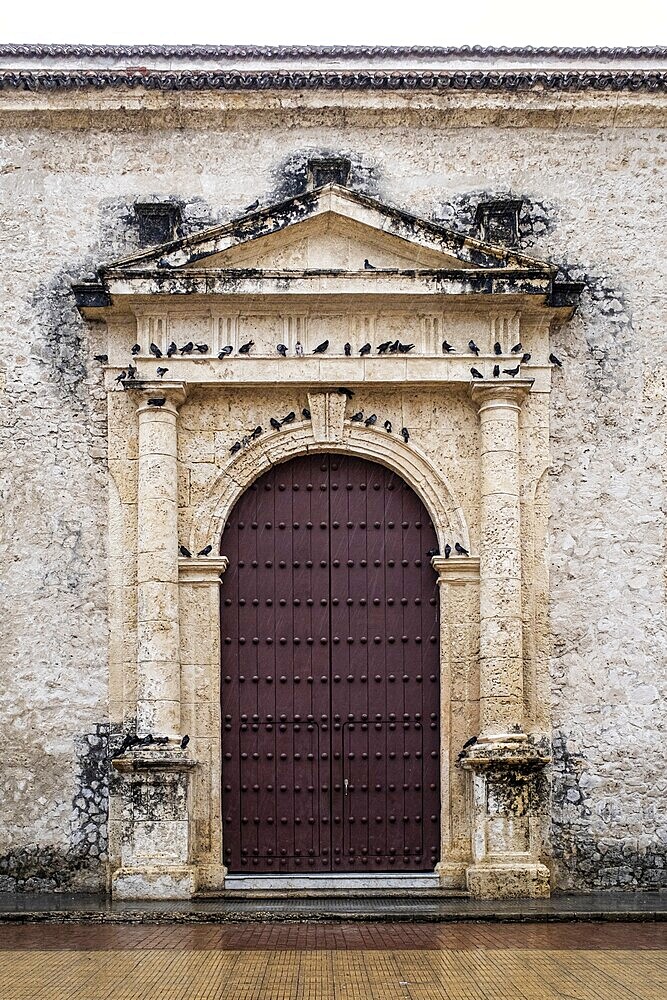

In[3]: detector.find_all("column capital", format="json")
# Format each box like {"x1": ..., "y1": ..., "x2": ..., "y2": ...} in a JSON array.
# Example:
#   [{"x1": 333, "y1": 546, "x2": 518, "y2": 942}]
[
  {"x1": 470, "y1": 379, "x2": 533, "y2": 413},
  {"x1": 136, "y1": 381, "x2": 188, "y2": 415},
  {"x1": 432, "y1": 555, "x2": 480, "y2": 583},
  {"x1": 178, "y1": 555, "x2": 228, "y2": 585}
]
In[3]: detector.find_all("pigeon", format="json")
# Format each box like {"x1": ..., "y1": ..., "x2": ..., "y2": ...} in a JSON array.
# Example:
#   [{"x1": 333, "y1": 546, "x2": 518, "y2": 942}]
[
  {"x1": 359, "y1": 343, "x2": 372, "y2": 356},
  {"x1": 344, "y1": 343, "x2": 352, "y2": 356},
  {"x1": 503, "y1": 364, "x2": 521, "y2": 377},
  {"x1": 281, "y1": 412, "x2": 296, "y2": 425},
  {"x1": 218, "y1": 345, "x2": 233, "y2": 358},
  {"x1": 337, "y1": 387, "x2": 354, "y2": 399},
  {"x1": 197, "y1": 545, "x2": 213, "y2": 556},
  {"x1": 398, "y1": 343, "x2": 415, "y2": 354},
  {"x1": 180, "y1": 341, "x2": 194, "y2": 355},
  {"x1": 180, "y1": 734, "x2": 190, "y2": 750},
  {"x1": 461, "y1": 735, "x2": 478, "y2": 751},
  {"x1": 156, "y1": 367, "x2": 168, "y2": 378},
  {"x1": 468, "y1": 340, "x2": 480, "y2": 356},
  {"x1": 493, "y1": 364, "x2": 500, "y2": 378},
  {"x1": 313, "y1": 340, "x2": 329, "y2": 354},
  {"x1": 131, "y1": 343, "x2": 141, "y2": 355},
  {"x1": 401, "y1": 427, "x2": 409, "y2": 443},
  {"x1": 454, "y1": 542, "x2": 469, "y2": 556},
  {"x1": 245, "y1": 199, "x2": 259, "y2": 212},
  {"x1": 250, "y1": 426, "x2": 263, "y2": 439},
  {"x1": 302, "y1": 408, "x2": 311, "y2": 420},
  {"x1": 270, "y1": 417, "x2": 282, "y2": 431},
  {"x1": 470, "y1": 367, "x2": 484, "y2": 379},
  {"x1": 276, "y1": 344, "x2": 288, "y2": 357},
  {"x1": 494, "y1": 342, "x2": 502, "y2": 355},
  {"x1": 238, "y1": 341, "x2": 254, "y2": 354},
  {"x1": 230, "y1": 441, "x2": 242, "y2": 454},
  {"x1": 378, "y1": 341, "x2": 392, "y2": 354},
  {"x1": 115, "y1": 371, "x2": 127, "y2": 383},
  {"x1": 93, "y1": 354, "x2": 108, "y2": 363},
  {"x1": 364, "y1": 259, "x2": 376, "y2": 270},
  {"x1": 149, "y1": 343, "x2": 162, "y2": 358},
  {"x1": 521, "y1": 353, "x2": 532, "y2": 364},
  {"x1": 148, "y1": 397, "x2": 166, "y2": 407},
  {"x1": 195, "y1": 343, "x2": 209, "y2": 354},
  {"x1": 295, "y1": 341, "x2": 304, "y2": 356},
  {"x1": 427, "y1": 547, "x2": 439, "y2": 558},
  {"x1": 364, "y1": 414, "x2": 377, "y2": 427},
  {"x1": 442, "y1": 341, "x2": 454, "y2": 354},
  {"x1": 511, "y1": 342, "x2": 524, "y2": 354},
  {"x1": 179, "y1": 545, "x2": 192, "y2": 558},
  {"x1": 384, "y1": 420, "x2": 392, "y2": 433},
  {"x1": 549, "y1": 353, "x2": 563, "y2": 368},
  {"x1": 167, "y1": 342, "x2": 177, "y2": 357},
  {"x1": 388, "y1": 340, "x2": 400, "y2": 354},
  {"x1": 350, "y1": 411, "x2": 364, "y2": 422},
  {"x1": 126, "y1": 364, "x2": 137, "y2": 379},
  {"x1": 241, "y1": 435, "x2": 251, "y2": 447},
  {"x1": 444, "y1": 543, "x2": 452, "y2": 559}
]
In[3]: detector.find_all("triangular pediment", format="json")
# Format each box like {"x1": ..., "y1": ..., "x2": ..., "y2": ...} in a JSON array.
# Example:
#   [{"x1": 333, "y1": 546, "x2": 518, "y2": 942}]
[{"x1": 102, "y1": 185, "x2": 552, "y2": 276}]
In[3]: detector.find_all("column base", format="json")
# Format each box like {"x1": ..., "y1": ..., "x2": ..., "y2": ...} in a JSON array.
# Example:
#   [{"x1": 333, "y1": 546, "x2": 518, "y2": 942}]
[
  {"x1": 112, "y1": 865, "x2": 198, "y2": 900},
  {"x1": 193, "y1": 863, "x2": 228, "y2": 893},
  {"x1": 466, "y1": 862, "x2": 550, "y2": 899},
  {"x1": 435, "y1": 861, "x2": 468, "y2": 889}
]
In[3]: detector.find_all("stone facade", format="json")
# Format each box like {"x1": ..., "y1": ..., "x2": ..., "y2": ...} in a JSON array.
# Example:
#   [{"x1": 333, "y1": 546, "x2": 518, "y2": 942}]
[{"x1": 0, "y1": 46, "x2": 665, "y2": 898}]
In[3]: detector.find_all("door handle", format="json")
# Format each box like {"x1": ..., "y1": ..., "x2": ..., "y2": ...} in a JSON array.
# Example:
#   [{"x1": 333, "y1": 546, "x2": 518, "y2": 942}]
[{"x1": 344, "y1": 778, "x2": 349, "y2": 796}]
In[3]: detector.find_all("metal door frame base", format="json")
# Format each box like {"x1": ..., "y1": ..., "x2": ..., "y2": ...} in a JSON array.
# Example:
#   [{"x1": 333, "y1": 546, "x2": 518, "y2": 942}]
[{"x1": 225, "y1": 873, "x2": 440, "y2": 890}]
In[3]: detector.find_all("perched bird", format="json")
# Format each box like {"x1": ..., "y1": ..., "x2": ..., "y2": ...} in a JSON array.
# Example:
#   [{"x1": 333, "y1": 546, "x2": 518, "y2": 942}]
[
  {"x1": 180, "y1": 341, "x2": 194, "y2": 355},
  {"x1": 444, "y1": 543, "x2": 452, "y2": 559},
  {"x1": 337, "y1": 387, "x2": 354, "y2": 399},
  {"x1": 494, "y1": 342, "x2": 502, "y2": 355},
  {"x1": 295, "y1": 341, "x2": 304, "y2": 356},
  {"x1": 238, "y1": 341, "x2": 254, "y2": 354},
  {"x1": 521, "y1": 353, "x2": 531, "y2": 364},
  {"x1": 126, "y1": 364, "x2": 137, "y2": 379},
  {"x1": 398, "y1": 343, "x2": 415, "y2": 354},
  {"x1": 511, "y1": 342, "x2": 524, "y2": 354},
  {"x1": 250, "y1": 426, "x2": 263, "y2": 439},
  {"x1": 359, "y1": 343, "x2": 372, "y2": 356},
  {"x1": 115, "y1": 371, "x2": 127, "y2": 383},
  {"x1": 270, "y1": 417, "x2": 282, "y2": 431},
  {"x1": 364, "y1": 259, "x2": 376, "y2": 270},
  {"x1": 148, "y1": 397, "x2": 166, "y2": 407},
  {"x1": 461, "y1": 735, "x2": 478, "y2": 751},
  {"x1": 197, "y1": 545, "x2": 213, "y2": 556},
  {"x1": 401, "y1": 427, "x2": 409, "y2": 443},
  {"x1": 218, "y1": 345, "x2": 233, "y2": 358},
  {"x1": 350, "y1": 411, "x2": 364, "y2": 422},
  {"x1": 503, "y1": 364, "x2": 521, "y2": 377},
  {"x1": 454, "y1": 542, "x2": 469, "y2": 556},
  {"x1": 156, "y1": 367, "x2": 168, "y2": 378},
  {"x1": 302, "y1": 408, "x2": 311, "y2": 420},
  {"x1": 442, "y1": 341, "x2": 454, "y2": 354},
  {"x1": 244, "y1": 199, "x2": 259, "y2": 212},
  {"x1": 276, "y1": 344, "x2": 288, "y2": 357},
  {"x1": 549, "y1": 353, "x2": 563, "y2": 368},
  {"x1": 179, "y1": 545, "x2": 192, "y2": 558},
  {"x1": 344, "y1": 342, "x2": 352, "y2": 356},
  {"x1": 131, "y1": 343, "x2": 141, "y2": 355},
  {"x1": 468, "y1": 340, "x2": 480, "y2": 356},
  {"x1": 470, "y1": 367, "x2": 484, "y2": 379},
  {"x1": 180, "y1": 734, "x2": 190, "y2": 750},
  {"x1": 388, "y1": 340, "x2": 400, "y2": 354},
  {"x1": 493, "y1": 364, "x2": 500, "y2": 378},
  {"x1": 378, "y1": 341, "x2": 392, "y2": 354},
  {"x1": 364, "y1": 414, "x2": 377, "y2": 427},
  {"x1": 313, "y1": 340, "x2": 329, "y2": 354},
  {"x1": 195, "y1": 343, "x2": 209, "y2": 354},
  {"x1": 427, "y1": 546, "x2": 439, "y2": 558},
  {"x1": 241, "y1": 435, "x2": 251, "y2": 448},
  {"x1": 230, "y1": 441, "x2": 242, "y2": 454},
  {"x1": 94, "y1": 354, "x2": 108, "y2": 364},
  {"x1": 384, "y1": 420, "x2": 392, "y2": 433},
  {"x1": 167, "y1": 342, "x2": 177, "y2": 357},
  {"x1": 149, "y1": 343, "x2": 163, "y2": 358},
  {"x1": 281, "y1": 411, "x2": 296, "y2": 425}
]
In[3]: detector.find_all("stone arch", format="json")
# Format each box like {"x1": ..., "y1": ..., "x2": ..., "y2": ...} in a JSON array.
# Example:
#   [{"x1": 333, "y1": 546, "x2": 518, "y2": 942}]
[{"x1": 190, "y1": 423, "x2": 470, "y2": 553}]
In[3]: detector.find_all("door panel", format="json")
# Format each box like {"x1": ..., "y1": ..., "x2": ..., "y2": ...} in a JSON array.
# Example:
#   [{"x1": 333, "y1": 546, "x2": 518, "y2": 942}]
[{"x1": 221, "y1": 453, "x2": 440, "y2": 874}]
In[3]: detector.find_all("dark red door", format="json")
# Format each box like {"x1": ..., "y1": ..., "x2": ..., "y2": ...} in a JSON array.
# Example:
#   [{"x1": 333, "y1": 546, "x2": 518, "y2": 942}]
[{"x1": 220, "y1": 454, "x2": 440, "y2": 874}]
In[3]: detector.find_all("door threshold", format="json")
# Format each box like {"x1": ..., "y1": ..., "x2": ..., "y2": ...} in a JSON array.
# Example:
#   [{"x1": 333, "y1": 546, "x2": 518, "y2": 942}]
[{"x1": 223, "y1": 873, "x2": 441, "y2": 892}]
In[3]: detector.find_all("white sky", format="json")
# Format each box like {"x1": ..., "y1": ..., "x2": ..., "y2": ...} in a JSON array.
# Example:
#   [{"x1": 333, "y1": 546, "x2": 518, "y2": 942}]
[{"x1": 0, "y1": 0, "x2": 666, "y2": 47}]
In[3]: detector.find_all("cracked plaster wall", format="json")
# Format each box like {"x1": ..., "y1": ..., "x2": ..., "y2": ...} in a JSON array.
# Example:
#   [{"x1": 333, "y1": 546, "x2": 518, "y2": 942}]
[{"x1": 0, "y1": 98, "x2": 665, "y2": 890}]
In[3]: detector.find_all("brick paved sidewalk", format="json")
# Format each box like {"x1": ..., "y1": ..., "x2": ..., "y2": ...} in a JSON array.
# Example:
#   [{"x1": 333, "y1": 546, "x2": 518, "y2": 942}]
[{"x1": 0, "y1": 922, "x2": 665, "y2": 1000}]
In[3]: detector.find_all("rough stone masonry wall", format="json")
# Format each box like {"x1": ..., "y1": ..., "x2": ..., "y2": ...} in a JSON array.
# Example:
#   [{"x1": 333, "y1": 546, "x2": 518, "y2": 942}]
[{"x1": 0, "y1": 97, "x2": 664, "y2": 890}]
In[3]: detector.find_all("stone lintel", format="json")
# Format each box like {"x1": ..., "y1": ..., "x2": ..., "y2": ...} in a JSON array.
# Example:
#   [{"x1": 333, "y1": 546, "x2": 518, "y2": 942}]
[
  {"x1": 432, "y1": 555, "x2": 480, "y2": 581},
  {"x1": 459, "y1": 735, "x2": 551, "y2": 771},
  {"x1": 112, "y1": 750, "x2": 197, "y2": 773},
  {"x1": 178, "y1": 555, "x2": 228, "y2": 584}
]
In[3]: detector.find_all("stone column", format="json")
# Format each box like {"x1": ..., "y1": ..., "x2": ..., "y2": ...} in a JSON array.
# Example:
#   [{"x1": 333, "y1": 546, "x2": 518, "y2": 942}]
[
  {"x1": 472, "y1": 382, "x2": 529, "y2": 742},
  {"x1": 136, "y1": 382, "x2": 187, "y2": 738}
]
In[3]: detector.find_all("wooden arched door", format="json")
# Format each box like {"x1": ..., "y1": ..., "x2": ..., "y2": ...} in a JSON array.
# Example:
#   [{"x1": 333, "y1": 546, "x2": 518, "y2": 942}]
[{"x1": 220, "y1": 453, "x2": 440, "y2": 874}]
